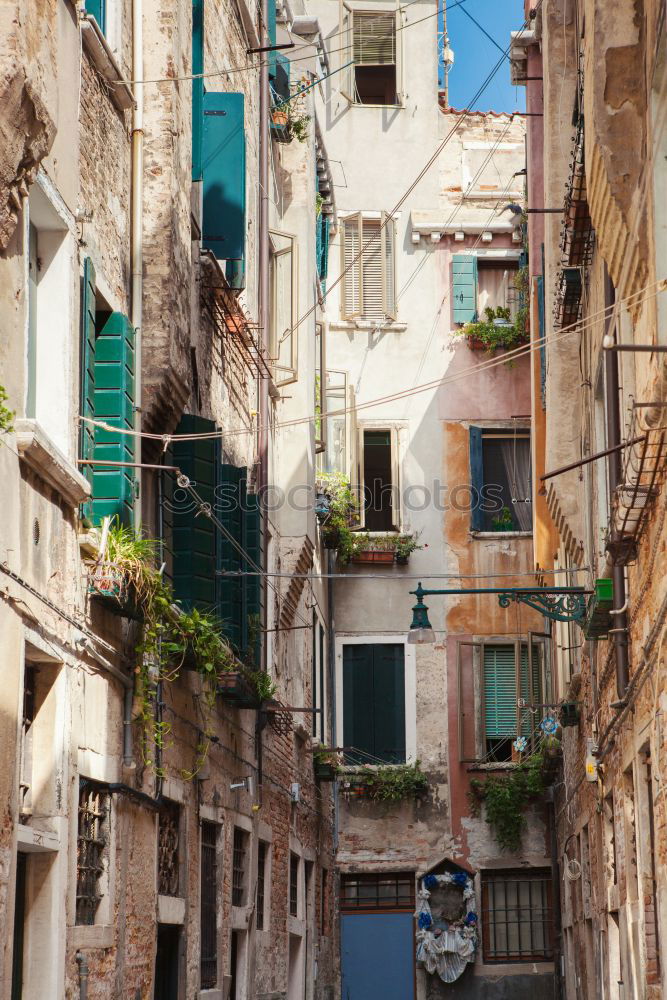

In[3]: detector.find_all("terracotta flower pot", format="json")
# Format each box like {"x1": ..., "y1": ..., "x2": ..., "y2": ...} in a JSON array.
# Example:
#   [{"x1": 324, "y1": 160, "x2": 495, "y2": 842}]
[
  {"x1": 351, "y1": 550, "x2": 395, "y2": 564},
  {"x1": 271, "y1": 109, "x2": 288, "y2": 127}
]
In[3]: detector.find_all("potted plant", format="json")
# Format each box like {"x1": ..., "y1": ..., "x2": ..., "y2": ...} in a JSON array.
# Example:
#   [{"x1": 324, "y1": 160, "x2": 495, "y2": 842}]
[
  {"x1": 217, "y1": 671, "x2": 258, "y2": 708},
  {"x1": 394, "y1": 533, "x2": 423, "y2": 565},
  {"x1": 340, "y1": 761, "x2": 429, "y2": 802},
  {"x1": 454, "y1": 302, "x2": 529, "y2": 353},
  {"x1": 86, "y1": 519, "x2": 156, "y2": 618},
  {"x1": 317, "y1": 472, "x2": 363, "y2": 565},
  {"x1": 491, "y1": 506, "x2": 514, "y2": 532},
  {"x1": 351, "y1": 535, "x2": 394, "y2": 564},
  {"x1": 313, "y1": 745, "x2": 342, "y2": 781}
]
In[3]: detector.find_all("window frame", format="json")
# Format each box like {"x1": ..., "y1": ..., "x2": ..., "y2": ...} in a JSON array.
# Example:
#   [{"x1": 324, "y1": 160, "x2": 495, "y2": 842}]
[
  {"x1": 256, "y1": 840, "x2": 269, "y2": 931},
  {"x1": 76, "y1": 779, "x2": 110, "y2": 926},
  {"x1": 340, "y1": 212, "x2": 397, "y2": 323},
  {"x1": 269, "y1": 229, "x2": 298, "y2": 386},
  {"x1": 339, "y1": 1, "x2": 403, "y2": 107},
  {"x1": 469, "y1": 425, "x2": 532, "y2": 533},
  {"x1": 340, "y1": 872, "x2": 415, "y2": 913},
  {"x1": 480, "y1": 868, "x2": 554, "y2": 964},
  {"x1": 232, "y1": 827, "x2": 249, "y2": 907},
  {"x1": 289, "y1": 852, "x2": 300, "y2": 918},
  {"x1": 200, "y1": 821, "x2": 219, "y2": 989},
  {"x1": 357, "y1": 422, "x2": 402, "y2": 530}
]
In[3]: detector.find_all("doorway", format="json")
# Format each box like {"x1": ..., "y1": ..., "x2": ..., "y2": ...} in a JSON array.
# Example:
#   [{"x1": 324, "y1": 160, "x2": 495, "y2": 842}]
[
  {"x1": 154, "y1": 924, "x2": 180, "y2": 1000},
  {"x1": 11, "y1": 853, "x2": 27, "y2": 1000}
]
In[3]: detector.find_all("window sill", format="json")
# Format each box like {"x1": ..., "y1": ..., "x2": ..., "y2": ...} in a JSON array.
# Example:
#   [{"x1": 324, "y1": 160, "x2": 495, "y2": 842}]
[
  {"x1": 330, "y1": 319, "x2": 407, "y2": 333},
  {"x1": 471, "y1": 530, "x2": 533, "y2": 539},
  {"x1": 466, "y1": 761, "x2": 520, "y2": 773},
  {"x1": 15, "y1": 419, "x2": 91, "y2": 506},
  {"x1": 157, "y1": 894, "x2": 186, "y2": 925},
  {"x1": 81, "y1": 16, "x2": 135, "y2": 112}
]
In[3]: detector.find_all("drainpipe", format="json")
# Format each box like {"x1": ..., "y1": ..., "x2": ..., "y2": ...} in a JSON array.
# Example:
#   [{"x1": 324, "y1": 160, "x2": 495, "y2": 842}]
[
  {"x1": 258, "y1": 0, "x2": 270, "y2": 671},
  {"x1": 131, "y1": 0, "x2": 144, "y2": 525},
  {"x1": 327, "y1": 550, "x2": 339, "y2": 849},
  {"x1": 123, "y1": 684, "x2": 134, "y2": 767},
  {"x1": 75, "y1": 951, "x2": 89, "y2": 1000},
  {"x1": 604, "y1": 281, "x2": 629, "y2": 698}
]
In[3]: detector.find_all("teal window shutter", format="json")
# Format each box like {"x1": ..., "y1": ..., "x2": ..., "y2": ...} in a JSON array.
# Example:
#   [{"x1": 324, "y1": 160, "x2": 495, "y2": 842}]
[
  {"x1": 316, "y1": 213, "x2": 330, "y2": 287},
  {"x1": 483, "y1": 645, "x2": 517, "y2": 740},
  {"x1": 192, "y1": 0, "x2": 205, "y2": 181},
  {"x1": 171, "y1": 415, "x2": 217, "y2": 611},
  {"x1": 271, "y1": 54, "x2": 291, "y2": 106},
  {"x1": 343, "y1": 644, "x2": 405, "y2": 764},
  {"x1": 469, "y1": 426, "x2": 484, "y2": 531},
  {"x1": 452, "y1": 253, "x2": 478, "y2": 324},
  {"x1": 202, "y1": 92, "x2": 246, "y2": 262},
  {"x1": 91, "y1": 313, "x2": 135, "y2": 527},
  {"x1": 80, "y1": 258, "x2": 97, "y2": 507},
  {"x1": 268, "y1": 0, "x2": 277, "y2": 80},
  {"x1": 86, "y1": 0, "x2": 106, "y2": 33}
]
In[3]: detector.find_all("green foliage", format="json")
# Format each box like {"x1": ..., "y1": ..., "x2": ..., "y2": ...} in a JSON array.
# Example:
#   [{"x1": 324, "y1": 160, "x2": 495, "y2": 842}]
[
  {"x1": 318, "y1": 472, "x2": 362, "y2": 565},
  {"x1": 394, "y1": 533, "x2": 423, "y2": 559},
  {"x1": 350, "y1": 761, "x2": 429, "y2": 802},
  {"x1": 0, "y1": 386, "x2": 14, "y2": 433},
  {"x1": 491, "y1": 506, "x2": 514, "y2": 529},
  {"x1": 468, "y1": 753, "x2": 548, "y2": 852},
  {"x1": 316, "y1": 192, "x2": 325, "y2": 216},
  {"x1": 244, "y1": 668, "x2": 277, "y2": 703},
  {"x1": 457, "y1": 305, "x2": 528, "y2": 351}
]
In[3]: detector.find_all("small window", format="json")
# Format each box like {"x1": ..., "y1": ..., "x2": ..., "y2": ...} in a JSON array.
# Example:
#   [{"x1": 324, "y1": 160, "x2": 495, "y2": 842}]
[
  {"x1": 256, "y1": 841, "x2": 269, "y2": 930},
  {"x1": 483, "y1": 643, "x2": 542, "y2": 762},
  {"x1": 362, "y1": 429, "x2": 397, "y2": 530},
  {"x1": 343, "y1": 643, "x2": 405, "y2": 764},
  {"x1": 289, "y1": 853, "x2": 300, "y2": 917},
  {"x1": 76, "y1": 780, "x2": 109, "y2": 925},
  {"x1": 342, "y1": 8, "x2": 400, "y2": 105},
  {"x1": 340, "y1": 872, "x2": 414, "y2": 911},
  {"x1": 481, "y1": 870, "x2": 553, "y2": 963},
  {"x1": 19, "y1": 664, "x2": 37, "y2": 820},
  {"x1": 232, "y1": 828, "x2": 249, "y2": 907},
  {"x1": 85, "y1": 0, "x2": 107, "y2": 34},
  {"x1": 158, "y1": 800, "x2": 181, "y2": 897},
  {"x1": 200, "y1": 822, "x2": 218, "y2": 988},
  {"x1": 469, "y1": 428, "x2": 532, "y2": 532},
  {"x1": 477, "y1": 261, "x2": 520, "y2": 321},
  {"x1": 269, "y1": 231, "x2": 297, "y2": 385},
  {"x1": 341, "y1": 214, "x2": 396, "y2": 322}
]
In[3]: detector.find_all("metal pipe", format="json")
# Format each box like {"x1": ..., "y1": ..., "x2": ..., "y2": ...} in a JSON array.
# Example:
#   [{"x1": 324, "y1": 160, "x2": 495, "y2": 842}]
[
  {"x1": 328, "y1": 549, "x2": 339, "y2": 850},
  {"x1": 123, "y1": 683, "x2": 134, "y2": 768},
  {"x1": 131, "y1": 0, "x2": 144, "y2": 525},
  {"x1": 540, "y1": 436, "x2": 644, "y2": 482},
  {"x1": 75, "y1": 951, "x2": 89, "y2": 1000},
  {"x1": 258, "y1": 0, "x2": 270, "y2": 672}
]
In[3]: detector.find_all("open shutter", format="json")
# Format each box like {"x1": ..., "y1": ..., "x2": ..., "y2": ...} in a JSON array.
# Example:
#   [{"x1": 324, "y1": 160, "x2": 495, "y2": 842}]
[
  {"x1": 85, "y1": 0, "x2": 106, "y2": 33},
  {"x1": 339, "y1": 1, "x2": 354, "y2": 101},
  {"x1": 483, "y1": 645, "x2": 517, "y2": 744},
  {"x1": 537, "y1": 274, "x2": 546, "y2": 408},
  {"x1": 342, "y1": 214, "x2": 363, "y2": 319},
  {"x1": 382, "y1": 212, "x2": 397, "y2": 320},
  {"x1": 395, "y1": 6, "x2": 404, "y2": 104},
  {"x1": 372, "y1": 644, "x2": 405, "y2": 763},
  {"x1": 217, "y1": 463, "x2": 244, "y2": 650},
  {"x1": 390, "y1": 426, "x2": 401, "y2": 530},
  {"x1": 80, "y1": 258, "x2": 97, "y2": 508},
  {"x1": 457, "y1": 641, "x2": 480, "y2": 762},
  {"x1": 171, "y1": 415, "x2": 217, "y2": 611},
  {"x1": 91, "y1": 313, "x2": 135, "y2": 527},
  {"x1": 343, "y1": 644, "x2": 374, "y2": 763},
  {"x1": 202, "y1": 91, "x2": 246, "y2": 262},
  {"x1": 469, "y1": 425, "x2": 484, "y2": 531},
  {"x1": 452, "y1": 253, "x2": 478, "y2": 324},
  {"x1": 192, "y1": 0, "x2": 204, "y2": 181},
  {"x1": 268, "y1": 0, "x2": 277, "y2": 80}
]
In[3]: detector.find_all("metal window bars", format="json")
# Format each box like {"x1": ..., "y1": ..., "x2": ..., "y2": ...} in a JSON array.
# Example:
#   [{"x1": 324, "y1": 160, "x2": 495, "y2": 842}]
[
  {"x1": 76, "y1": 780, "x2": 109, "y2": 925},
  {"x1": 481, "y1": 871, "x2": 553, "y2": 963},
  {"x1": 158, "y1": 800, "x2": 181, "y2": 897},
  {"x1": 200, "y1": 822, "x2": 218, "y2": 988},
  {"x1": 289, "y1": 853, "x2": 299, "y2": 917},
  {"x1": 232, "y1": 827, "x2": 247, "y2": 907}
]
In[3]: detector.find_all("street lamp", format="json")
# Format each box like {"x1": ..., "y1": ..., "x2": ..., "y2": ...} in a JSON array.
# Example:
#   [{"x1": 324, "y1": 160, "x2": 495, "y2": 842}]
[{"x1": 407, "y1": 589, "x2": 436, "y2": 644}]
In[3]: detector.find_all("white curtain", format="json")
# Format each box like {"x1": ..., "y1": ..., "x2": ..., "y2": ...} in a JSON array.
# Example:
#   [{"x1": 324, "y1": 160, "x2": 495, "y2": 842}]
[{"x1": 500, "y1": 439, "x2": 532, "y2": 530}]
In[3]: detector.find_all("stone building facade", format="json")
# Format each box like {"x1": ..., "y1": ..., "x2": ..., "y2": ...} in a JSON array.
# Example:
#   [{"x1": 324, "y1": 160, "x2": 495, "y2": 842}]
[
  {"x1": 0, "y1": 1, "x2": 338, "y2": 998},
  {"x1": 514, "y1": 1, "x2": 667, "y2": 998}
]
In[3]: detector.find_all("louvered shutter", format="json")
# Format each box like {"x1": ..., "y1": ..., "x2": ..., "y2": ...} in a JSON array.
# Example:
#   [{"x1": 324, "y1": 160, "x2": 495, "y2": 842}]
[
  {"x1": 353, "y1": 12, "x2": 396, "y2": 65},
  {"x1": 452, "y1": 253, "x2": 478, "y2": 324},
  {"x1": 202, "y1": 92, "x2": 246, "y2": 261},
  {"x1": 339, "y1": 3, "x2": 355, "y2": 101},
  {"x1": 218, "y1": 464, "x2": 244, "y2": 650},
  {"x1": 342, "y1": 214, "x2": 362, "y2": 319},
  {"x1": 80, "y1": 258, "x2": 97, "y2": 510},
  {"x1": 361, "y1": 220, "x2": 383, "y2": 319},
  {"x1": 343, "y1": 645, "x2": 374, "y2": 763},
  {"x1": 86, "y1": 0, "x2": 106, "y2": 33},
  {"x1": 483, "y1": 645, "x2": 517, "y2": 740},
  {"x1": 469, "y1": 426, "x2": 484, "y2": 530},
  {"x1": 243, "y1": 490, "x2": 264, "y2": 663},
  {"x1": 382, "y1": 213, "x2": 396, "y2": 319},
  {"x1": 90, "y1": 313, "x2": 135, "y2": 527},
  {"x1": 171, "y1": 416, "x2": 217, "y2": 611},
  {"x1": 192, "y1": 0, "x2": 204, "y2": 181},
  {"x1": 372, "y1": 644, "x2": 405, "y2": 763}
]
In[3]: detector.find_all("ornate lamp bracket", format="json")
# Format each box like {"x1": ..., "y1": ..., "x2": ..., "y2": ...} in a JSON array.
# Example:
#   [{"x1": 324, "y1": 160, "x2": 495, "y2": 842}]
[{"x1": 497, "y1": 590, "x2": 588, "y2": 624}]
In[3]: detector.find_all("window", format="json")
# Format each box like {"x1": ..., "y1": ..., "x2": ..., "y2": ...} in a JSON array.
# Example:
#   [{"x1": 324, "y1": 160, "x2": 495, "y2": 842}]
[
  {"x1": 256, "y1": 841, "x2": 269, "y2": 930},
  {"x1": 232, "y1": 828, "x2": 248, "y2": 906},
  {"x1": 19, "y1": 664, "x2": 36, "y2": 821},
  {"x1": 200, "y1": 822, "x2": 218, "y2": 988},
  {"x1": 341, "y1": 214, "x2": 396, "y2": 322},
  {"x1": 289, "y1": 853, "x2": 300, "y2": 917},
  {"x1": 481, "y1": 870, "x2": 553, "y2": 963},
  {"x1": 343, "y1": 643, "x2": 405, "y2": 764},
  {"x1": 469, "y1": 427, "x2": 532, "y2": 532},
  {"x1": 158, "y1": 800, "x2": 181, "y2": 897},
  {"x1": 340, "y1": 873, "x2": 414, "y2": 911},
  {"x1": 269, "y1": 231, "x2": 297, "y2": 385},
  {"x1": 76, "y1": 780, "x2": 109, "y2": 925},
  {"x1": 320, "y1": 868, "x2": 329, "y2": 935},
  {"x1": 457, "y1": 636, "x2": 549, "y2": 763},
  {"x1": 361, "y1": 428, "x2": 400, "y2": 530},
  {"x1": 477, "y1": 261, "x2": 520, "y2": 321},
  {"x1": 312, "y1": 614, "x2": 327, "y2": 743},
  {"x1": 341, "y1": 7, "x2": 401, "y2": 105}
]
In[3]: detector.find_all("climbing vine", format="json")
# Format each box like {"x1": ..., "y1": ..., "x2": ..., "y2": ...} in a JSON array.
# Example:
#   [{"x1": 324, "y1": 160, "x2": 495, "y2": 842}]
[{"x1": 468, "y1": 752, "x2": 548, "y2": 851}]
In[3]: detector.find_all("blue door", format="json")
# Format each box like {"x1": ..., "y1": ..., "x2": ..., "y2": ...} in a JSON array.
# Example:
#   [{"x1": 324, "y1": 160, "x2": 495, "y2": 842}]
[{"x1": 340, "y1": 912, "x2": 415, "y2": 1000}]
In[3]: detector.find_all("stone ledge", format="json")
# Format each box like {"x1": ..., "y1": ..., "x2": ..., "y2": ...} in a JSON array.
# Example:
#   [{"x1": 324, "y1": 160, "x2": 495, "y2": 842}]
[
  {"x1": 70, "y1": 924, "x2": 114, "y2": 950},
  {"x1": 16, "y1": 822, "x2": 60, "y2": 853},
  {"x1": 157, "y1": 894, "x2": 186, "y2": 925},
  {"x1": 81, "y1": 17, "x2": 135, "y2": 112},
  {"x1": 330, "y1": 320, "x2": 408, "y2": 334},
  {"x1": 15, "y1": 419, "x2": 91, "y2": 505},
  {"x1": 471, "y1": 530, "x2": 533, "y2": 539}
]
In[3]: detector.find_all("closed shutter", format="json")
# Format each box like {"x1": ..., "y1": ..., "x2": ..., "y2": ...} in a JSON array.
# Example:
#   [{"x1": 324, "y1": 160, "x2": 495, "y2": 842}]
[
  {"x1": 86, "y1": 0, "x2": 106, "y2": 33},
  {"x1": 537, "y1": 274, "x2": 546, "y2": 408},
  {"x1": 483, "y1": 645, "x2": 517, "y2": 740},
  {"x1": 452, "y1": 253, "x2": 478, "y2": 324},
  {"x1": 192, "y1": 0, "x2": 204, "y2": 181},
  {"x1": 268, "y1": 0, "x2": 277, "y2": 79},
  {"x1": 80, "y1": 258, "x2": 97, "y2": 507},
  {"x1": 343, "y1": 217, "x2": 395, "y2": 321},
  {"x1": 90, "y1": 313, "x2": 136, "y2": 527},
  {"x1": 171, "y1": 415, "x2": 218, "y2": 611},
  {"x1": 353, "y1": 12, "x2": 396, "y2": 65},
  {"x1": 342, "y1": 214, "x2": 362, "y2": 319},
  {"x1": 361, "y1": 220, "x2": 383, "y2": 319},
  {"x1": 343, "y1": 644, "x2": 405, "y2": 764},
  {"x1": 469, "y1": 426, "x2": 484, "y2": 531},
  {"x1": 202, "y1": 92, "x2": 246, "y2": 261},
  {"x1": 243, "y1": 491, "x2": 264, "y2": 663}
]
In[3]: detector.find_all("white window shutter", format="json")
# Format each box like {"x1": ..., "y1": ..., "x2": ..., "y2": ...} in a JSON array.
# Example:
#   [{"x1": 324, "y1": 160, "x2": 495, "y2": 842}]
[
  {"x1": 342, "y1": 214, "x2": 363, "y2": 319},
  {"x1": 340, "y1": 1, "x2": 354, "y2": 101},
  {"x1": 395, "y1": 7, "x2": 404, "y2": 104},
  {"x1": 382, "y1": 212, "x2": 396, "y2": 320},
  {"x1": 390, "y1": 426, "x2": 401, "y2": 529},
  {"x1": 361, "y1": 219, "x2": 384, "y2": 320},
  {"x1": 353, "y1": 12, "x2": 396, "y2": 66}
]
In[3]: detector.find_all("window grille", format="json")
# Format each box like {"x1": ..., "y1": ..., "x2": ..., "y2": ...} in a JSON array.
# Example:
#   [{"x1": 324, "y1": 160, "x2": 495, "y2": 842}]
[
  {"x1": 340, "y1": 873, "x2": 414, "y2": 911},
  {"x1": 158, "y1": 801, "x2": 180, "y2": 897},
  {"x1": 200, "y1": 822, "x2": 218, "y2": 988},
  {"x1": 256, "y1": 841, "x2": 267, "y2": 930},
  {"x1": 76, "y1": 780, "x2": 109, "y2": 925},
  {"x1": 289, "y1": 853, "x2": 300, "y2": 917},
  {"x1": 232, "y1": 828, "x2": 247, "y2": 907},
  {"x1": 481, "y1": 870, "x2": 553, "y2": 963}
]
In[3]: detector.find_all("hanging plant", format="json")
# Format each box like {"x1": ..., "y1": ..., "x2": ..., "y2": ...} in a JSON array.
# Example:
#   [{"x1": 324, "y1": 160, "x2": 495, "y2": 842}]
[
  {"x1": 341, "y1": 761, "x2": 429, "y2": 802},
  {"x1": 0, "y1": 386, "x2": 14, "y2": 433},
  {"x1": 317, "y1": 472, "x2": 363, "y2": 564},
  {"x1": 468, "y1": 752, "x2": 547, "y2": 852}
]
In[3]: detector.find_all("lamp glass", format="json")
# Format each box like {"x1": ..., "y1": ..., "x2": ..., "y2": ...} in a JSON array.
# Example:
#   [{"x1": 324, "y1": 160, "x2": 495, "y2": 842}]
[{"x1": 407, "y1": 626, "x2": 436, "y2": 645}]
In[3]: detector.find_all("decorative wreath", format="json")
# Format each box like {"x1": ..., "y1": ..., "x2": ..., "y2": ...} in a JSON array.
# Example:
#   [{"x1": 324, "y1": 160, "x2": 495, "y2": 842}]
[{"x1": 415, "y1": 872, "x2": 478, "y2": 984}]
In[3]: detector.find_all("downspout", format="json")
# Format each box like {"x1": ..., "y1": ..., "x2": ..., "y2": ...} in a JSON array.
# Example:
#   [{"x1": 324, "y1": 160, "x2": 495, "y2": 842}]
[
  {"x1": 604, "y1": 279, "x2": 629, "y2": 698},
  {"x1": 131, "y1": 0, "x2": 144, "y2": 525},
  {"x1": 75, "y1": 952, "x2": 89, "y2": 1000},
  {"x1": 258, "y1": 0, "x2": 270, "y2": 676},
  {"x1": 327, "y1": 550, "x2": 339, "y2": 849}
]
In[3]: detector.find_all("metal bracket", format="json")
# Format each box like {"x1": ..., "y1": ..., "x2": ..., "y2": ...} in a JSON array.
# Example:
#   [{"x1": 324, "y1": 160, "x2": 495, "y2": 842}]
[{"x1": 497, "y1": 590, "x2": 588, "y2": 624}]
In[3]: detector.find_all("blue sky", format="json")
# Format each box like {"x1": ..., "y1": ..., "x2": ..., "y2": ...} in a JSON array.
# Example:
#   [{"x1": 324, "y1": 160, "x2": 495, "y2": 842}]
[{"x1": 440, "y1": 0, "x2": 527, "y2": 113}]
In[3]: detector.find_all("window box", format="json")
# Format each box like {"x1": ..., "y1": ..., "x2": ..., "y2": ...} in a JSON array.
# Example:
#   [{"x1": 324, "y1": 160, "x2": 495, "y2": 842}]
[
  {"x1": 351, "y1": 549, "x2": 395, "y2": 564},
  {"x1": 217, "y1": 671, "x2": 257, "y2": 708},
  {"x1": 87, "y1": 562, "x2": 140, "y2": 619},
  {"x1": 464, "y1": 331, "x2": 530, "y2": 352},
  {"x1": 314, "y1": 761, "x2": 338, "y2": 781}
]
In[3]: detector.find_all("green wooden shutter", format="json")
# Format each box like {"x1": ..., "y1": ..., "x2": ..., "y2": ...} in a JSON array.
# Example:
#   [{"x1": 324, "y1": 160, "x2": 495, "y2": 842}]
[
  {"x1": 452, "y1": 253, "x2": 478, "y2": 324},
  {"x1": 202, "y1": 91, "x2": 246, "y2": 261},
  {"x1": 217, "y1": 463, "x2": 244, "y2": 650},
  {"x1": 192, "y1": 0, "x2": 204, "y2": 181},
  {"x1": 171, "y1": 415, "x2": 217, "y2": 611},
  {"x1": 86, "y1": 0, "x2": 106, "y2": 33},
  {"x1": 343, "y1": 645, "x2": 375, "y2": 764},
  {"x1": 243, "y1": 490, "x2": 264, "y2": 663},
  {"x1": 372, "y1": 644, "x2": 405, "y2": 763},
  {"x1": 80, "y1": 258, "x2": 97, "y2": 506},
  {"x1": 469, "y1": 426, "x2": 484, "y2": 531},
  {"x1": 483, "y1": 645, "x2": 517, "y2": 739},
  {"x1": 90, "y1": 313, "x2": 135, "y2": 527}
]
